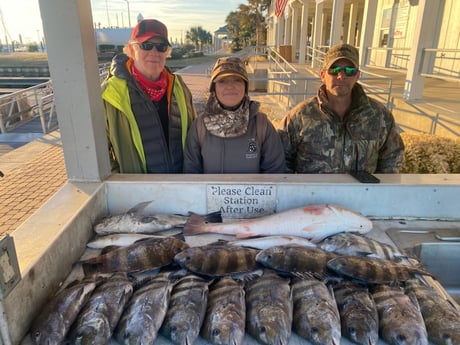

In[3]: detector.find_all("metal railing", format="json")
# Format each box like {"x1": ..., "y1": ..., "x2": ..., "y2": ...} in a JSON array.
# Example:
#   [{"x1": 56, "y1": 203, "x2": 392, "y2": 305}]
[
  {"x1": 0, "y1": 81, "x2": 55, "y2": 134},
  {"x1": 365, "y1": 47, "x2": 460, "y2": 82},
  {"x1": 0, "y1": 63, "x2": 111, "y2": 134}
]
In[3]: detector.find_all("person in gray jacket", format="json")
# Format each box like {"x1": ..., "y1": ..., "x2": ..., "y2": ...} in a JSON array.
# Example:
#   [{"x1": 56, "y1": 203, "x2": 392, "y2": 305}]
[{"x1": 184, "y1": 57, "x2": 286, "y2": 173}]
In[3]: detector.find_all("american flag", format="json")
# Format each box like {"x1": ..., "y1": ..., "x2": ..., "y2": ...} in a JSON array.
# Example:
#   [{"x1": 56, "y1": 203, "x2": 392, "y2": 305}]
[{"x1": 275, "y1": 0, "x2": 288, "y2": 17}]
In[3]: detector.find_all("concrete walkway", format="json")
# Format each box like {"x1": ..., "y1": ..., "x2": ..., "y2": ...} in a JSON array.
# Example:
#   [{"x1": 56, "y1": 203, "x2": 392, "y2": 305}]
[{"x1": 0, "y1": 59, "x2": 459, "y2": 236}]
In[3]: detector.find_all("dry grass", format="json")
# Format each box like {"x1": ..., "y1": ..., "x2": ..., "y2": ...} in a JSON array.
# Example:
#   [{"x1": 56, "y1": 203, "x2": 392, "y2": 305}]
[
  {"x1": 0, "y1": 52, "x2": 220, "y2": 69},
  {"x1": 0, "y1": 52, "x2": 49, "y2": 66},
  {"x1": 401, "y1": 132, "x2": 460, "y2": 173}
]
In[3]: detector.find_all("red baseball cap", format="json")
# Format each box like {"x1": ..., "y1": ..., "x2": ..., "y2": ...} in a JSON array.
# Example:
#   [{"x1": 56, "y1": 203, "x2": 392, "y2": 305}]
[{"x1": 130, "y1": 19, "x2": 170, "y2": 45}]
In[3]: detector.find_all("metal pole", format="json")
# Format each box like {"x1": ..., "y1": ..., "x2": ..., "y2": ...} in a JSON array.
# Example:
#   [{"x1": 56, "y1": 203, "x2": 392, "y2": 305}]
[{"x1": 125, "y1": 0, "x2": 131, "y2": 28}]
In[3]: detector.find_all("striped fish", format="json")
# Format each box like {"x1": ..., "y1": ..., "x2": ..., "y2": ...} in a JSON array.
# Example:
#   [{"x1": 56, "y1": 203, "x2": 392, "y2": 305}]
[
  {"x1": 160, "y1": 273, "x2": 212, "y2": 345},
  {"x1": 256, "y1": 245, "x2": 337, "y2": 276},
  {"x1": 246, "y1": 269, "x2": 293, "y2": 345},
  {"x1": 291, "y1": 276, "x2": 341, "y2": 345},
  {"x1": 201, "y1": 276, "x2": 246, "y2": 345},
  {"x1": 174, "y1": 244, "x2": 259, "y2": 277},
  {"x1": 30, "y1": 278, "x2": 97, "y2": 345},
  {"x1": 372, "y1": 284, "x2": 428, "y2": 345},
  {"x1": 333, "y1": 281, "x2": 379, "y2": 345},
  {"x1": 405, "y1": 279, "x2": 460, "y2": 345},
  {"x1": 81, "y1": 237, "x2": 189, "y2": 274},
  {"x1": 319, "y1": 232, "x2": 406, "y2": 260},
  {"x1": 72, "y1": 273, "x2": 133, "y2": 345},
  {"x1": 326, "y1": 255, "x2": 433, "y2": 284}
]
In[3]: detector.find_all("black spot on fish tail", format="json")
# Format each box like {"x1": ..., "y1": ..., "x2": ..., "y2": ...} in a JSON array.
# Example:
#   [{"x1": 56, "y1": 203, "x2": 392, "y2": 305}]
[
  {"x1": 81, "y1": 262, "x2": 101, "y2": 276},
  {"x1": 183, "y1": 213, "x2": 207, "y2": 236},
  {"x1": 202, "y1": 210, "x2": 223, "y2": 223}
]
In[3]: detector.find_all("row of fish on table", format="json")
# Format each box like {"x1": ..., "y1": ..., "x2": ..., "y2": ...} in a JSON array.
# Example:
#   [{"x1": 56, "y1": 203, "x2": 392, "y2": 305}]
[{"x1": 29, "y1": 203, "x2": 460, "y2": 345}]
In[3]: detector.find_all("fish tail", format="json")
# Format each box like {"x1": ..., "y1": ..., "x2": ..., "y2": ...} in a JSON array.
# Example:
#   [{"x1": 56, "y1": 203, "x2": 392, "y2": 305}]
[
  {"x1": 203, "y1": 210, "x2": 222, "y2": 223},
  {"x1": 82, "y1": 262, "x2": 100, "y2": 275},
  {"x1": 183, "y1": 213, "x2": 208, "y2": 236}
]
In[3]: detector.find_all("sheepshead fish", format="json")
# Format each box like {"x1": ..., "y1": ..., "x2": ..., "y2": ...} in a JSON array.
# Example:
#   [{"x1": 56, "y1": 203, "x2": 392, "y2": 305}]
[
  {"x1": 94, "y1": 200, "x2": 221, "y2": 235},
  {"x1": 405, "y1": 279, "x2": 460, "y2": 345},
  {"x1": 72, "y1": 273, "x2": 133, "y2": 345},
  {"x1": 184, "y1": 204, "x2": 372, "y2": 242},
  {"x1": 319, "y1": 232, "x2": 407, "y2": 260},
  {"x1": 227, "y1": 235, "x2": 317, "y2": 250},
  {"x1": 372, "y1": 284, "x2": 428, "y2": 345},
  {"x1": 256, "y1": 245, "x2": 337, "y2": 276},
  {"x1": 160, "y1": 273, "x2": 212, "y2": 345},
  {"x1": 245, "y1": 269, "x2": 293, "y2": 345},
  {"x1": 333, "y1": 281, "x2": 379, "y2": 345},
  {"x1": 201, "y1": 276, "x2": 246, "y2": 345},
  {"x1": 81, "y1": 236, "x2": 189, "y2": 274},
  {"x1": 115, "y1": 270, "x2": 178, "y2": 345},
  {"x1": 174, "y1": 244, "x2": 259, "y2": 277},
  {"x1": 327, "y1": 255, "x2": 433, "y2": 284},
  {"x1": 30, "y1": 278, "x2": 97, "y2": 345},
  {"x1": 291, "y1": 276, "x2": 341, "y2": 345}
]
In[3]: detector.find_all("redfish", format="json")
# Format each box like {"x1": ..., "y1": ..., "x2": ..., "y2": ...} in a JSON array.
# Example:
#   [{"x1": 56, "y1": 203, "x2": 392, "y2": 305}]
[{"x1": 184, "y1": 204, "x2": 372, "y2": 242}]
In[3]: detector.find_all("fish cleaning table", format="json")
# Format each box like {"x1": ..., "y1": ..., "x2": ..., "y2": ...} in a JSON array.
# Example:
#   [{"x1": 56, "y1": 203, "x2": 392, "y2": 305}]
[{"x1": 2, "y1": 173, "x2": 459, "y2": 345}]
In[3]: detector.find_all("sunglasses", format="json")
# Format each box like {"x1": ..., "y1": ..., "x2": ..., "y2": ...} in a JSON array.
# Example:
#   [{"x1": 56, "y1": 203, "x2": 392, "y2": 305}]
[
  {"x1": 327, "y1": 66, "x2": 359, "y2": 77},
  {"x1": 137, "y1": 41, "x2": 169, "y2": 52}
]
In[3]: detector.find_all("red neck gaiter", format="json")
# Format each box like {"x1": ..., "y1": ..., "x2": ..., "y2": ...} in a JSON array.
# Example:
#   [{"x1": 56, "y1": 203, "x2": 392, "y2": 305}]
[{"x1": 132, "y1": 65, "x2": 167, "y2": 102}]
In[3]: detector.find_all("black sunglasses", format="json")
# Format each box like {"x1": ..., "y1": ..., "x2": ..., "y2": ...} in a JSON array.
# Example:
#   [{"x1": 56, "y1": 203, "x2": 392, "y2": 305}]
[
  {"x1": 328, "y1": 66, "x2": 359, "y2": 77},
  {"x1": 137, "y1": 41, "x2": 169, "y2": 52}
]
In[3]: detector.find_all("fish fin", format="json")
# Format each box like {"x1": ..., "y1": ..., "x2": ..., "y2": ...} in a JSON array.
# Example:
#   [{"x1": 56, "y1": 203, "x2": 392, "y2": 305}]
[
  {"x1": 291, "y1": 271, "x2": 317, "y2": 280},
  {"x1": 82, "y1": 262, "x2": 100, "y2": 276},
  {"x1": 358, "y1": 251, "x2": 380, "y2": 258},
  {"x1": 127, "y1": 200, "x2": 154, "y2": 215},
  {"x1": 202, "y1": 210, "x2": 223, "y2": 223},
  {"x1": 183, "y1": 213, "x2": 207, "y2": 236}
]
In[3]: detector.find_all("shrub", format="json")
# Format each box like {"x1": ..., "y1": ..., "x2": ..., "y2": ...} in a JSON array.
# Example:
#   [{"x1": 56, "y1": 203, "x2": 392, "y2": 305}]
[{"x1": 401, "y1": 132, "x2": 460, "y2": 173}]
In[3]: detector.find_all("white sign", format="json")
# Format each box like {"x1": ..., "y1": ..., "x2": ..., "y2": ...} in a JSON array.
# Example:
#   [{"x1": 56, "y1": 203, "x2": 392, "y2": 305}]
[{"x1": 207, "y1": 184, "x2": 277, "y2": 219}]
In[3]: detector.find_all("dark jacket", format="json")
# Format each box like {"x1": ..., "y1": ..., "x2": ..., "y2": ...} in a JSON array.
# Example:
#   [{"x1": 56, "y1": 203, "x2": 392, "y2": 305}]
[
  {"x1": 101, "y1": 54, "x2": 196, "y2": 173},
  {"x1": 280, "y1": 83, "x2": 405, "y2": 173},
  {"x1": 184, "y1": 101, "x2": 286, "y2": 173}
]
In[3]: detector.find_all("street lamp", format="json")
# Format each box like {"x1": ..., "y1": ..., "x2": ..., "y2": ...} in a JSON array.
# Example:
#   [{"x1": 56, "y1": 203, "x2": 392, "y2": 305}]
[{"x1": 124, "y1": 0, "x2": 131, "y2": 28}]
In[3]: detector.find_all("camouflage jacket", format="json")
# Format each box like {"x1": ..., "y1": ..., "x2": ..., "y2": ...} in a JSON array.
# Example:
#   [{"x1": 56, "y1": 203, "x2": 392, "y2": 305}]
[{"x1": 280, "y1": 83, "x2": 405, "y2": 173}]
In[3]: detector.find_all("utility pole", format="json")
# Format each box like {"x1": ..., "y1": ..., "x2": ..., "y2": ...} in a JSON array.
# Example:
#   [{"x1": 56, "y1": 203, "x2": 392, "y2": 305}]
[
  {"x1": 0, "y1": 6, "x2": 13, "y2": 52},
  {"x1": 125, "y1": 0, "x2": 131, "y2": 28}
]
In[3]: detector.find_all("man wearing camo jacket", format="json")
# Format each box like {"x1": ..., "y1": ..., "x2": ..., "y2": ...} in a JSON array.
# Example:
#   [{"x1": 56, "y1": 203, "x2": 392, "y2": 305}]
[{"x1": 279, "y1": 43, "x2": 404, "y2": 174}]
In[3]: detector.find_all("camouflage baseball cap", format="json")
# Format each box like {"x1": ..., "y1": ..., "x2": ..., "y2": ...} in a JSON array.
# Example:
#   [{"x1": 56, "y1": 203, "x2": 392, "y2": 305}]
[
  {"x1": 210, "y1": 57, "x2": 249, "y2": 83},
  {"x1": 323, "y1": 43, "x2": 359, "y2": 69}
]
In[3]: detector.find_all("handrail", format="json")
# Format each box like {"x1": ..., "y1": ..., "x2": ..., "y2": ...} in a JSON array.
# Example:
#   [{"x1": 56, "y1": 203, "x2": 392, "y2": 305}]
[
  {"x1": 364, "y1": 47, "x2": 460, "y2": 81},
  {"x1": 0, "y1": 62, "x2": 110, "y2": 134}
]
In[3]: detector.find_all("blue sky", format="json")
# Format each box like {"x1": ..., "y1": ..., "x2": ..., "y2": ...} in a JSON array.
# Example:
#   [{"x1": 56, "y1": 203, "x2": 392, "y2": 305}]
[{"x1": 1, "y1": 0, "x2": 244, "y2": 44}]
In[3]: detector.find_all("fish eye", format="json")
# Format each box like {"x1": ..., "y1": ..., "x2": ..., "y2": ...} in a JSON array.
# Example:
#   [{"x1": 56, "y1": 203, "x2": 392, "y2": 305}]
[
  {"x1": 348, "y1": 327, "x2": 356, "y2": 336},
  {"x1": 396, "y1": 334, "x2": 407, "y2": 342},
  {"x1": 212, "y1": 329, "x2": 221, "y2": 336},
  {"x1": 259, "y1": 326, "x2": 266, "y2": 333}
]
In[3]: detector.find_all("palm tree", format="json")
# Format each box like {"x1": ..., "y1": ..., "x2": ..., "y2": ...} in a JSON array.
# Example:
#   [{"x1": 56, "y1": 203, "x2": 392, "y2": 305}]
[{"x1": 185, "y1": 26, "x2": 212, "y2": 51}]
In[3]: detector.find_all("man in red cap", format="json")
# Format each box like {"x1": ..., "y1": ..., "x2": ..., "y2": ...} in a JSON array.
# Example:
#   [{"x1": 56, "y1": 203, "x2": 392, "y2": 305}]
[
  {"x1": 280, "y1": 43, "x2": 404, "y2": 175},
  {"x1": 101, "y1": 19, "x2": 196, "y2": 173}
]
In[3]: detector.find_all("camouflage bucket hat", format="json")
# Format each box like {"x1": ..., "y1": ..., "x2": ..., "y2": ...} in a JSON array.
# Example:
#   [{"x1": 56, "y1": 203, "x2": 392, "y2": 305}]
[
  {"x1": 323, "y1": 43, "x2": 359, "y2": 69},
  {"x1": 210, "y1": 57, "x2": 249, "y2": 84}
]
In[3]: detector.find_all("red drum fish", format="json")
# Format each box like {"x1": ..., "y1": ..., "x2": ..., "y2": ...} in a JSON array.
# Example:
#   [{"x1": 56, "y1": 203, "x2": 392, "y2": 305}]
[{"x1": 184, "y1": 204, "x2": 372, "y2": 242}]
